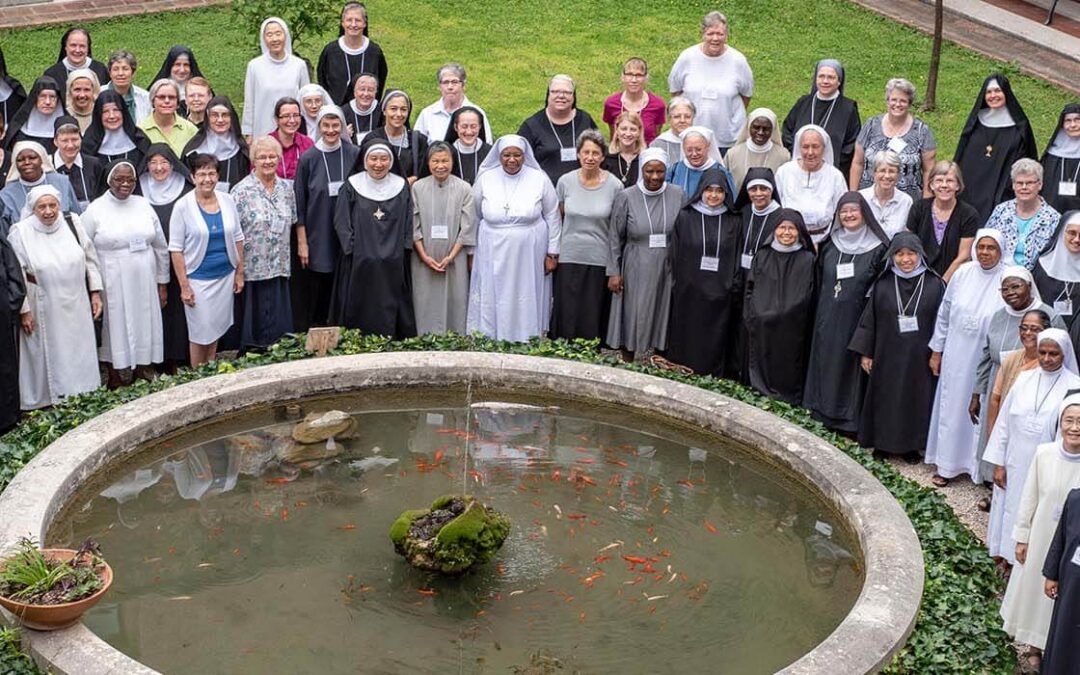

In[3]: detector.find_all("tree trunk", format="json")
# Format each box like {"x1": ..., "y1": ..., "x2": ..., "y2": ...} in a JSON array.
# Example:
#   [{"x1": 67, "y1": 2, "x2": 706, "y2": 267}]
[{"x1": 924, "y1": 0, "x2": 944, "y2": 111}]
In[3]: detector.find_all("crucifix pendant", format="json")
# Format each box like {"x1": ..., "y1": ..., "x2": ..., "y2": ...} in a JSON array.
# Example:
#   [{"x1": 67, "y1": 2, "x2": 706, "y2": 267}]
[
  {"x1": 503, "y1": 203, "x2": 511, "y2": 216},
  {"x1": 985, "y1": 144, "x2": 993, "y2": 158},
  {"x1": 373, "y1": 207, "x2": 385, "y2": 221},
  {"x1": 834, "y1": 280, "x2": 842, "y2": 298}
]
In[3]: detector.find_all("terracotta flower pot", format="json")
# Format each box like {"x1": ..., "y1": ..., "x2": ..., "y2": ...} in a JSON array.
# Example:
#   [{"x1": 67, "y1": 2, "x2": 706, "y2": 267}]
[{"x1": 0, "y1": 548, "x2": 113, "y2": 631}]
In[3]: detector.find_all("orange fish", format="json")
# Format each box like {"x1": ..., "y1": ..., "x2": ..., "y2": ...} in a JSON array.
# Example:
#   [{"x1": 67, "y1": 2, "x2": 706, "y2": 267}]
[
  {"x1": 280, "y1": 508, "x2": 290, "y2": 521},
  {"x1": 566, "y1": 513, "x2": 587, "y2": 520},
  {"x1": 704, "y1": 519, "x2": 718, "y2": 534},
  {"x1": 417, "y1": 588, "x2": 437, "y2": 596},
  {"x1": 434, "y1": 449, "x2": 445, "y2": 463},
  {"x1": 265, "y1": 477, "x2": 292, "y2": 485},
  {"x1": 337, "y1": 524, "x2": 357, "y2": 531},
  {"x1": 676, "y1": 479, "x2": 694, "y2": 488},
  {"x1": 622, "y1": 555, "x2": 649, "y2": 565}
]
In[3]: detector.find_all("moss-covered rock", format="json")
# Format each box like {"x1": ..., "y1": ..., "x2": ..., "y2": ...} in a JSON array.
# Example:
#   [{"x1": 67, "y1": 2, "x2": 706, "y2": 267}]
[{"x1": 389, "y1": 496, "x2": 510, "y2": 574}]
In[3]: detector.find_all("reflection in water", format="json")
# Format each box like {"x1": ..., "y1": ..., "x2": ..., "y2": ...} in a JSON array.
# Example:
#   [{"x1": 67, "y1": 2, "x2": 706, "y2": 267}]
[{"x1": 56, "y1": 402, "x2": 862, "y2": 675}]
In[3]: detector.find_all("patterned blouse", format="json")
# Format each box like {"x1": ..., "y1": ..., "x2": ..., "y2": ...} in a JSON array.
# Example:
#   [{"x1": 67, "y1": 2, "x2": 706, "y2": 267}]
[
  {"x1": 855, "y1": 115, "x2": 937, "y2": 201},
  {"x1": 231, "y1": 173, "x2": 297, "y2": 281},
  {"x1": 984, "y1": 198, "x2": 1061, "y2": 270}
]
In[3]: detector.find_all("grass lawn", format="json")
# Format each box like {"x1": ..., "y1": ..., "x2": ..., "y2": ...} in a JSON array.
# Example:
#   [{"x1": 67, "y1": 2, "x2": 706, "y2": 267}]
[{"x1": 0, "y1": 0, "x2": 1075, "y2": 158}]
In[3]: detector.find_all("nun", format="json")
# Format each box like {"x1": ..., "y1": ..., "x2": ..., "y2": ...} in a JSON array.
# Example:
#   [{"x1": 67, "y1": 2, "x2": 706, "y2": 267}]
[
  {"x1": 41, "y1": 28, "x2": 110, "y2": 91},
  {"x1": 467, "y1": 135, "x2": 561, "y2": 342},
  {"x1": 52, "y1": 115, "x2": 104, "y2": 211},
  {"x1": 803, "y1": 193, "x2": 889, "y2": 433},
  {"x1": 0, "y1": 227, "x2": 22, "y2": 432},
  {"x1": 1040, "y1": 104, "x2": 1080, "y2": 214},
  {"x1": 8, "y1": 184, "x2": 102, "y2": 410},
  {"x1": 3, "y1": 76, "x2": 65, "y2": 155},
  {"x1": 138, "y1": 144, "x2": 192, "y2": 368},
  {"x1": 0, "y1": 46, "x2": 27, "y2": 129},
  {"x1": 64, "y1": 69, "x2": 99, "y2": 132},
  {"x1": 297, "y1": 84, "x2": 335, "y2": 141},
  {"x1": 999, "y1": 396, "x2": 1080, "y2": 670},
  {"x1": 781, "y1": 59, "x2": 862, "y2": 179},
  {"x1": 241, "y1": 17, "x2": 311, "y2": 138},
  {"x1": 606, "y1": 147, "x2": 683, "y2": 361},
  {"x1": 443, "y1": 106, "x2": 492, "y2": 185},
  {"x1": 743, "y1": 209, "x2": 817, "y2": 404},
  {"x1": 953, "y1": 74, "x2": 1038, "y2": 223},
  {"x1": 774, "y1": 124, "x2": 848, "y2": 244},
  {"x1": 649, "y1": 97, "x2": 695, "y2": 165},
  {"x1": 367, "y1": 90, "x2": 429, "y2": 183},
  {"x1": 182, "y1": 97, "x2": 250, "y2": 191},
  {"x1": 666, "y1": 165, "x2": 742, "y2": 377},
  {"x1": 1034, "y1": 212, "x2": 1080, "y2": 341},
  {"x1": 665, "y1": 126, "x2": 734, "y2": 201},
  {"x1": 849, "y1": 231, "x2": 946, "y2": 459},
  {"x1": 984, "y1": 329, "x2": 1080, "y2": 565},
  {"x1": 924, "y1": 229, "x2": 1006, "y2": 486},
  {"x1": 0, "y1": 141, "x2": 81, "y2": 234},
  {"x1": 517, "y1": 74, "x2": 599, "y2": 187},
  {"x1": 410, "y1": 141, "x2": 476, "y2": 334},
  {"x1": 1043, "y1": 485, "x2": 1080, "y2": 675},
  {"x1": 725, "y1": 108, "x2": 789, "y2": 193},
  {"x1": 80, "y1": 159, "x2": 169, "y2": 386},
  {"x1": 151, "y1": 46, "x2": 204, "y2": 117},
  {"x1": 331, "y1": 141, "x2": 415, "y2": 338},
  {"x1": 291, "y1": 105, "x2": 360, "y2": 331},
  {"x1": 344, "y1": 73, "x2": 382, "y2": 145},
  {"x1": 81, "y1": 90, "x2": 150, "y2": 166},
  {"x1": 315, "y1": 1, "x2": 390, "y2": 105}
]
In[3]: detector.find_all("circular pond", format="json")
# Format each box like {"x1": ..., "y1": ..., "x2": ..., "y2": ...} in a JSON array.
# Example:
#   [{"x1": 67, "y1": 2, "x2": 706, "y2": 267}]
[{"x1": 0, "y1": 353, "x2": 922, "y2": 674}]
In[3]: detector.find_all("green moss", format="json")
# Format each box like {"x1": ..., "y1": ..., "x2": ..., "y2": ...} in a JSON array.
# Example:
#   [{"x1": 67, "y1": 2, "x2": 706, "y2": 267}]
[
  {"x1": 434, "y1": 500, "x2": 511, "y2": 573},
  {"x1": 388, "y1": 510, "x2": 427, "y2": 549}
]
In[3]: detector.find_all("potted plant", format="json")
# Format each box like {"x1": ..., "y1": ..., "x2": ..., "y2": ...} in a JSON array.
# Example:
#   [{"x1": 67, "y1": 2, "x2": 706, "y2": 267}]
[{"x1": 0, "y1": 538, "x2": 112, "y2": 631}]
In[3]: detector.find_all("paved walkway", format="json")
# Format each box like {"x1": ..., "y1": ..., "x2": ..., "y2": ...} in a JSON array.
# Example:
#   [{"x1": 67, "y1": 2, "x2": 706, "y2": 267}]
[{"x1": 0, "y1": 0, "x2": 227, "y2": 31}]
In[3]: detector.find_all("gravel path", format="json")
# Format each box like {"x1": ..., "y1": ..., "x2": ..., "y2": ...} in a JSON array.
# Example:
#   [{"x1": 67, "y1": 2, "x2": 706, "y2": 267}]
[{"x1": 885, "y1": 457, "x2": 991, "y2": 542}]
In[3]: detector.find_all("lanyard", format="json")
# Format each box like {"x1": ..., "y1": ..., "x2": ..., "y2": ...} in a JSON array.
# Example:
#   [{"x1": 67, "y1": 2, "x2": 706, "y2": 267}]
[
  {"x1": 1057, "y1": 284, "x2": 1074, "y2": 302},
  {"x1": 810, "y1": 97, "x2": 838, "y2": 130},
  {"x1": 548, "y1": 117, "x2": 575, "y2": 151},
  {"x1": 320, "y1": 147, "x2": 343, "y2": 184},
  {"x1": 1061, "y1": 158, "x2": 1080, "y2": 184},
  {"x1": 640, "y1": 191, "x2": 666, "y2": 237},
  {"x1": 1035, "y1": 371, "x2": 1064, "y2": 414},
  {"x1": 837, "y1": 252, "x2": 855, "y2": 267},
  {"x1": 893, "y1": 273, "x2": 925, "y2": 317},
  {"x1": 742, "y1": 212, "x2": 769, "y2": 256},
  {"x1": 353, "y1": 108, "x2": 375, "y2": 141},
  {"x1": 700, "y1": 213, "x2": 721, "y2": 259},
  {"x1": 387, "y1": 131, "x2": 408, "y2": 162},
  {"x1": 455, "y1": 147, "x2": 478, "y2": 181},
  {"x1": 343, "y1": 50, "x2": 366, "y2": 88}
]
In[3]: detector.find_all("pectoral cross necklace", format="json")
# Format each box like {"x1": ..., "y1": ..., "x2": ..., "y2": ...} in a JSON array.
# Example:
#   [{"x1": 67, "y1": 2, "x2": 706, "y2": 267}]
[
  {"x1": 834, "y1": 279, "x2": 843, "y2": 298},
  {"x1": 985, "y1": 144, "x2": 994, "y2": 158},
  {"x1": 373, "y1": 206, "x2": 385, "y2": 221}
]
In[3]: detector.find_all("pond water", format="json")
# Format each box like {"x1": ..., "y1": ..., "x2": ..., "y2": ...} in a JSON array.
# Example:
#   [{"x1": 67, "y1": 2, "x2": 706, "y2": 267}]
[{"x1": 50, "y1": 392, "x2": 862, "y2": 674}]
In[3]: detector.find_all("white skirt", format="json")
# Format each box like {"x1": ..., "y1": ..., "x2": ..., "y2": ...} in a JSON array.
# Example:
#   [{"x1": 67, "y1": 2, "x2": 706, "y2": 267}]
[{"x1": 184, "y1": 273, "x2": 235, "y2": 345}]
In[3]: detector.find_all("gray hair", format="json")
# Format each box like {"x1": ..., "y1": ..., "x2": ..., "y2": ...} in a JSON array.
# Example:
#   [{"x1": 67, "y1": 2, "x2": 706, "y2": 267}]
[
  {"x1": 250, "y1": 135, "x2": 283, "y2": 159},
  {"x1": 550, "y1": 74, "x2": 575, "y2": 92},
  {"x1": 341, "y1": 2, "x2": 367, "y2": 21},
  {"x1": 885, "y1": 78, "x2": 917, "y2": 105},
  {"x1": 667, "y1": 96, "x2": 696, "y2": 116},
  {"x1": 436, "y1": 63, "x2": 466, "y2": 85},
  {"x1": 149, "y1": 78, "x2": 179, "y2": 100},
  {"x1": 702, "y1": 11, "x2": 728, "y2": 31},
  {"x1": 1010, "y1": 158, "x2": 1043, "y2": 182},
  {"x1": 576, "y1": 128, "x2": 605, "y2": 153},
  {"x1": 427, "y1": 140, "x2": 452, "y2": 160},
  {"x1": 872, "y1": 150, "x2": 901, "y2": 171},
  {"x1": 107, "y1": 50, "x2": 137, "y2": 71}
]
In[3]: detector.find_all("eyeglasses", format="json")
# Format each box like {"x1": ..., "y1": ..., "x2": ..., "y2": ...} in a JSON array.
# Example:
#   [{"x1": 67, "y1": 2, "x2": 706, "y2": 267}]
[
  {"x1": 1013, "y1": 180, "x2": 1040, "y2": 188},
  {"x1": 155, "y1": 94, "x2": 178, "y2": 101},
  {"x1": 111, "y1": 177, "x2": 136, "y2": 185},
  {"x1": 440, "y1": 79, "x2": 463, "y2": 86},
  {"x1": 550, "y1": 90, "x2": 574, "y2": 96},
  {"x1": 1000, "y1": 283, "x2": 1027, "y2": 292},
  {"x1": 255, "y1": 154, "x2": 278, "y2": 162}
]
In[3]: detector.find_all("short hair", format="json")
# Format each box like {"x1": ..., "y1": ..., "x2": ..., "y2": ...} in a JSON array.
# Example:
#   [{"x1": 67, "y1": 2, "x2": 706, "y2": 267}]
[
  {"x1": 274, "y1": 96, "x2": 300, "y2": 119},
  {"x1": 702, "y1": 11, "x2": 728, "y2": 31},
  {"x1": 549, "y1": 74, "x2": 575, "y2": 92},
  {"x1": 872, "y1": 150, "x2": 901, "y2": 171},
  {"x1": 250, "y1": 135, "x2": 283, "y2": 158},
  {"x1": 1023, "y1": 309, "x2": 1052, "y2": 328},
  {"x1": 928, "y1": 160, "x2": 965, "y2": 193},
  {"x1": 107, "y1": 50, "x2": 137, "y2": 71},
  {"x1": 341, "y1": 2, "x2": 367, "y2": 21},
  {"x1": 436, "y1": 63, "x2": 466, "y2": 85},
  {"x1": 667, "y1": 96, "x2": 696, "y2": 117},
  {"x1": 607, "y1": 111, "x2": 646, "y2": 154},
  {"x1": 622, "y1": 57, "x2": 648, "y2": 78},
  {"x1": 885, "y1": 78, "x2": 917, "y2": 105},
  {"x1": 189, "y1": 153, "x2": 219, "y2": 174},
  {"x1": 149, "y1": 78, "x2": 179, "y2": 100},
  {"x1": 1010, "y1": 158, "x2": 1043, "y2": 182},
  {"x1": 427, "y1": 140, "x2": 452, "y2": 160},
  {"x1": 186, "y1": 76, "x2": 212, "y2": 93},
  {"x1": 576, "y1": 128, "x2": 606, "y2": 154},
  {"x1": 54, "y1": 122, "x2": 81, "y2": 138}
]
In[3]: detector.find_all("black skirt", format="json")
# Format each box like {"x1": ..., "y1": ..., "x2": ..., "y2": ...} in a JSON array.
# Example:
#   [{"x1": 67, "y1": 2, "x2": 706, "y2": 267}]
[
  {"x1": 550, "y1": 263, "x2": 610, "y2": 342},
  {"x1": 162, "y1": 272, "x2": 190, "y2": 362},
  {"x1": 240, "y1": 276, "x2": 294, "y2": 352}
]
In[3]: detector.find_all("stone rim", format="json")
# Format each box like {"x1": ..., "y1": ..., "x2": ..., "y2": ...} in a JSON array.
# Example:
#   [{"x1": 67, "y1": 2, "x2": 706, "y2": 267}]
[{"x1": 0, "y1": 352, "x2": 923, "y2": 674}]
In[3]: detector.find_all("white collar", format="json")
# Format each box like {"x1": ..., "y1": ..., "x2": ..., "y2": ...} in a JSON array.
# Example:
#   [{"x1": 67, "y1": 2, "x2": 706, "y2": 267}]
[
  {"x1": 978, "y1": 106, "x2": 1015, "y2": 128},
  {"x1": 53, "y1": 151, "x2": 82, "y2": 169},
  {"x1": 348, "y1": 170, "x2": 405, "y2": 201},
  {"x1": 100, "y1": 128, "x2": 137, "y2": 155},
  {"x1": 338, "y1": 36, "x2": 369, "y2": 55}
]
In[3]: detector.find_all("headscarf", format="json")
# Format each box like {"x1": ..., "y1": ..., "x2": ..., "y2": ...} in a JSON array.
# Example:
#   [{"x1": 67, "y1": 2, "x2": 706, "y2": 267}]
[
  {"x1": 1042, "y1": 103, "x2": 1080, "y2": 161},
  {"x1": 63, "y1": 68, "x2": 100, "y2": 115},
  {"x1": 735, "y1": 107, "x2": 781, "y2": 154},
  {"x1": 1038, "y1": 328, "x2": 1079, "y2": 375},
  {"x1": 829, "y1": 191, "x2": 889, "y2": 255},
  {"x1": 298, "y1": 84, "x2": 334, "y2": 139},
  {"x1": 82, "y1": 90, "x2": 150, "y2": 157},
  {"x1": 0, "y1": 46, "x2": 27, "y2": 114},
  {"x1": 348, "y1": 141, "x2": 406, "y2": 200},
  {"x1": 443, "y1": 105, "x2": 490, "y2": 150},
  {"x1": 379, "y1": 88, "x2": 414, "y2": 130},
  {"x1": 971, "y1": 227, "x2": 1006, "y2": 272},
  {"x1": 151, "y1": 46, "x2": 204, "y2": 91},
  {"x1": 4, "y1": 76, "x2": 66, "y2": 144},
  {"x1": 6, "y1": 141, "x2": 54, "y2": 182},
  {"x1": 313, "y1": 104, "x2": 347, "y2": 152},
  {"x1": 810, "y1": 59, "x2": 845, "y2": 99},
  {"x1": 477, "y1": 134, "x2": 543, "y2": 179},
  {"x1": 687, "y1": 166, "x2": 735, "y2": 216},
  {"x1": 258, "y1": 17, "x2": 295, "y2": 62},
  {"x1": 885, "y1": 231, "x2": 930, "y2": 279},
  {"x1": 954, "y1": 73, "x2": 1037, "y2": 162},
  {"x1": 52, "y1": 114, "x2": 80, "y2": 136},
  {"x1": 679, "y1": 126, "x2": 723, "y2": 171},
  {"x1": 790, "y1": 124, "x2": 835, "y2": 168},
  {"x1": 735, "y1": 166, "x2": 782, "y2": 213},
  {"x1": 635, "y1": 146, "x2": 669, "y2": 196},
  {"x1": 1001, "y1": 264, "x2": 1043, "y2": 316},
  {"x1": 137, "y1": 143, "x2": 192, "y2": 206},
  {"x1": 100, "y1": 158, "x2": 137, "y2": 197},
  {"x1": 185, "y1": 96, "x2": 247, "y2": 160},
  {"x1": 54, "y1": 27, "x2": 95, "y2": 66},
  {"x1": 1037, "y1": 211, "x2": 1080, "y2": 283},
  {"x1": 21, "y1": 184, "x2": 62, "y2": 220},
  {"x1": 768, "y1": 208, "x2": 814, "y2": 252}
]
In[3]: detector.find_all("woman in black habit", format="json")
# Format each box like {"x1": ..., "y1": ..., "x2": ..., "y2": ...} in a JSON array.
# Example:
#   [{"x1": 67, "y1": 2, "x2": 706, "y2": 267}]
[
  {"x1": 4, "y1": 77, "x2": 66, "y2": 155},
  {"x1": 181, "y1": 97, "x2": 250, "y2": 191},
  {"x1": 151, "y1": 46, "x2": 204, "y2": 118},
  {"x1": 41, "y1": 28, "x2": 110, "y2": 90},
  {"x1": 1034, "y1": 212, "x2": 1080, "y2": 346},
  {"x1": 953, "y1": 74, "x2": 1038, "y2": 223},
  {"x1": 344, "y1": 73, "x2": 382, "y2": 145},
  {"x1": 0, "y1": 233, "x2": 25, "y2": 433},
  {"x1": 781, "y1": 59, "x2": 861, "y2": 180},
  {"x1": 331, "y1": 141, "x2": 415, "y2": 338},
  {"x1": 138, "y1": 144, "x2": 193, "y2": 369},
  {"x1": 1042, "y1": 486, "x2": 1080, "y2": 675},
  {"x1": 443, "y1": 106, "x2": 492, "y2": 185},
  {"x1": 666, "y1": 166, "x2": 742, "y2": 377},
  {"x1": 849, "y1": 231, "x2": 946, "y2": 459},
  {"x1": 804, "y1": 192, "x2": 889, "y2": 433},
  {"x1": 316, "y1": 2, "x2": 389, "y2": 105},
  {"x1": 81, "y1": 90, "x2": 150, "y2": 167},
  {"x1": 0, "y1": 47, "x2": 27, "y2": 130},
  {"x1": 1040, "y1": 103, "x2": 1080, "y2": 214},
  {"x1": 743, "y1": 208, "x2": 817, "y2": 405},
  {"x1": 366, "y1": 90, "x2": 428, "y2": 182}
]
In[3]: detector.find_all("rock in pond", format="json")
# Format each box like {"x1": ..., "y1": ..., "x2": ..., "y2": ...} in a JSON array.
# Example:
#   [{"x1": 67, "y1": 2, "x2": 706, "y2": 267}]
[
  {"x1": 291, "y1": 410, "x2": 357, "y2": 444},
  {"x1": 390, "y1": 496, "x2": 511, "y2": 575}
]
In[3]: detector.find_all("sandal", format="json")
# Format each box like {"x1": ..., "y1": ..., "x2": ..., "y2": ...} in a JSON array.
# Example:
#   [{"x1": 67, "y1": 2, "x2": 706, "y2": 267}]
[
  {"x1": 930, "y1": 474, "x2": 950, "y2": 488},
  {"x1": 977, "y1": 496, "x2": 991, "y2": 512},
  {"x1": 649, "y1": 354, "x2": 694, "y2": 376},
  {"x1": 1023, "y1": 647, "x2": 1042, "y2": 672}
]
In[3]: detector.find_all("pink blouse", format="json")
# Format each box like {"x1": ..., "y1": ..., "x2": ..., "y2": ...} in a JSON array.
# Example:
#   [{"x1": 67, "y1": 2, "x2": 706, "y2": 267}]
[
  {"x1": 269, "y1": 130, "x2": 315, "y2": 180},
  {"x1": 602, "y1": 92, "x2": 667, "y2": 145}
]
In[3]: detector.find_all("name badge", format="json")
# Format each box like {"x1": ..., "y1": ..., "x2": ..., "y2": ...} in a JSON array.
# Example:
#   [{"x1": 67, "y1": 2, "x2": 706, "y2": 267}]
[
  {"x1": 836, "y1": 262, "x2": 855, "y2": 279},
  {"x1": 430, "y1": 225, "x2": 450, "y2": 240},
  {"x1": 1055, "y1": 299, "x2": 1073, "y2": 316},
  {"x1": 328, "y1": 180, "x2": 343, "y2": 197},
  {"x1": 270, "y1": 216, "x2": 286, "y2": 234},
  {"x1": 897, "y1": 315, "x2": 918, "y2": 333},
  {"x1": 128, "y1": 237, "x2": 147, "y2": 252},
  {"x1": 961, "y1": 315, "x2": 980, "y2": 333},
  {"x1": 1022, "y1": 415, "x2": 1043, "y2": 435},
  {"x1": 1060, "y1": 181, "x2": 1078, "y2": 197},
  {"x1": 1072, "y1": 544, "x2": 1080, "y2": 567},
  {"x1": 887, "y1": 137, "x2": 907, "y2": 154},
  {"x1": 560, "y1": 147, "x2": 576, "y2": 162},
  {"x1": 702, "y1": 88, "x2": 719, "y2": 100},
  {"x1": 215, "y1": 181, "x2": 230, "y2": 194},
  {"x1": 740, "y1": 253, "x2": 753, "y2": 269},
  {"x1": 649, "y1": 233, "x2": 666, "y2": 249},
  {"x1": 700, "y1": 255, "x2": 719, "y2": 272}
]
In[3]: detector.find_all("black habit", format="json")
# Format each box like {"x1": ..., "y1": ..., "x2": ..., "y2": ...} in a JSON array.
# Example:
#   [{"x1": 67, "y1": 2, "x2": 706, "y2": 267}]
[
  {"x1": 0, "y1": 234, "x2": 25, "y2": 433},
  {"x1": 151, "y1": 46, "x2": 205, "y2": 119},
  {"x1": 365, "y1": 128, "x2": 428, "y2": 181},
  {"x1": 82, "y1": 90, "x2": 151, "y2": 169},
  {"x1": 4, "y1": 77, "x2": 66, "y2": 155},
  {"x1": 181, "y1": 96, "x2": 250, "y2": 190},
  {"x1": 849, "y1": 232, "x2": 945, "y2": 455},
  {"x1": 54, "y1": 152, "x2": 105, "y2": 209},
  {"x1": 0, "y1": 47, "x2": 27, "y2": 130},
  {"x1": 42, "y1": 28, "x2": 111, "y2": 87},
  {"x1": 316, "y1": 38, "x2": 389, "y2": 106},
  {"x1": 1042, "y1": 487, "x2": 1080, "y2": 675},
  {"x1": 905, "y1": 197, "x2": 981, "y2": 276},
  {"x1": 517, "y1": 107, "x2": 598, "y2": 187},
  {"x1": 1040, "y1": 103, "x2": 1080, "y2": 214},
  {"x1": 444, "y1": 107, "x2": 494, "y2": 185},
  {"x1": 782, "y1": 62, "x2": 861, "y2": 180}
]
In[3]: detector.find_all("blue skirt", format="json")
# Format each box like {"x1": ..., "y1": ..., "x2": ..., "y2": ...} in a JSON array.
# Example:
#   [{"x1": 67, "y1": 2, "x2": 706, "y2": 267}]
[{"x1": 239, "y1": 277, "x2": 294, "y2": 351}]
